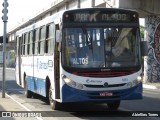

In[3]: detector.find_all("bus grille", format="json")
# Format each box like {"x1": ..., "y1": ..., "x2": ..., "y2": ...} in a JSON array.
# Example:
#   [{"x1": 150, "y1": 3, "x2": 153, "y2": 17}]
[
  {"x1": 72, "y1": 71, "x2": 136, "y2": 77},
  {"x1": 84, "y1": 83, "x2": 126, "y2": 88}
]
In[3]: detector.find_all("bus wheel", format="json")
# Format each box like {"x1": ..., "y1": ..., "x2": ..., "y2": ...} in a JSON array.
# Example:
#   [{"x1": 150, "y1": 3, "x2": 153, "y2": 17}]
[
  {"x1": 24, "y1": 77, "x2": 33, "y2": 98},
  {"x1": 49, "y1": 86, "x2": 60, "y2": 110},
  {"x1": 107, "y1": 100, "x2": 120, "y2": 111}
]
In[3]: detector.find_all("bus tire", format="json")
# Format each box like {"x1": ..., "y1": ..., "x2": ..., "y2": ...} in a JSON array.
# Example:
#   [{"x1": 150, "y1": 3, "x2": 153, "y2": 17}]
[
  {"x1": 49, "y1": 86, "x2": 60, "y2": 110},
  {"x1": 107, "y1": 100, "x2": 120, "y2": 111},
  {"x1": 24, "y1": 77, "x2": 33, "y2": 98}
]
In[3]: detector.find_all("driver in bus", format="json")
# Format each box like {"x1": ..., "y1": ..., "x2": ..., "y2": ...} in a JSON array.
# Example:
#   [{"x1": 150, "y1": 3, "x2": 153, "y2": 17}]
[{"x1": 105, "y1": 28, "x2": 134, "y2": 67}]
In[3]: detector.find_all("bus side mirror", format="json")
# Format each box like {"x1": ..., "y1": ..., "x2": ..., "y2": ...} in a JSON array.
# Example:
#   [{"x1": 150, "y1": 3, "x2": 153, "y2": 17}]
[
  {"x1": 141, "y1": 41, "x2": 148, "y2": 56},
  {"x1": 56, "y1": 30, "x2": 62, "y2": 43}
]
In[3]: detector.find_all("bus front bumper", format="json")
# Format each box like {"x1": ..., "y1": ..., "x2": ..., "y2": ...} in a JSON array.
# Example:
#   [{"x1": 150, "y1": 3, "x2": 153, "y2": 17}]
[{"x1": 61, "y1": 82, "x2": 142, "y2": 102}]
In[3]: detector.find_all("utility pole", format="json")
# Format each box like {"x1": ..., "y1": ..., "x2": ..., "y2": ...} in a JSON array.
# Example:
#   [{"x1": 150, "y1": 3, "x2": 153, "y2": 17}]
[{"x1": 2, "y1": 0, "x2": 8, "y2": 98}]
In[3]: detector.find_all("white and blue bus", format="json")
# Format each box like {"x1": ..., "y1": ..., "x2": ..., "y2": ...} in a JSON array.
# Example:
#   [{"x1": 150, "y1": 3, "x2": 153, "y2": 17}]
[{"x1": 16, "y1": 8, "x2": 146, "y2": 110}]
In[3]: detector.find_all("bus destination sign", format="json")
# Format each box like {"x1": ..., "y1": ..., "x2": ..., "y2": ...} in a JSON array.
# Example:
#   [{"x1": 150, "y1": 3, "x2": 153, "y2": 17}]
[{"x1": 64, "y1": 12, "x2": 137, "y2": 23}]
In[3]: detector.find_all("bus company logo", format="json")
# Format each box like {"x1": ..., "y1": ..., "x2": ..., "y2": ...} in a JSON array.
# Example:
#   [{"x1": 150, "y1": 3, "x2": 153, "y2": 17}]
[
  {"x1": 103, "y1": 82, "x2": 109, "y2": 87},
  {"x1": 86, "y1": 79, "x2": 102, "y2": 83},
  {"x1": 153, "y1": 23, "x2": 160, "y2": 64},
  {"x1": 37, "y1": 59, "x2": 48, "y2": 70}
]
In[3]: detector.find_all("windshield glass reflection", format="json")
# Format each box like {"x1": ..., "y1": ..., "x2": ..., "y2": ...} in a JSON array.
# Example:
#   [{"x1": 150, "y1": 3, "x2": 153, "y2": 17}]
[{"x1": 62, "y1": 27, "x2": 140, "y2": 68}]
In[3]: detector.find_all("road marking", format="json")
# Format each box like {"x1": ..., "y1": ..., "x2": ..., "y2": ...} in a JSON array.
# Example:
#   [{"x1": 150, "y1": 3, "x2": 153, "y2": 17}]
[{"x1": 6, "y1": 93, "x2": 43, "y2": 120}]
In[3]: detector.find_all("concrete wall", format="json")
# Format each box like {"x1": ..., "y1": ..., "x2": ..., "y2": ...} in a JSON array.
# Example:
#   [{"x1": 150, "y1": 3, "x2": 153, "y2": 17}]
[
  {"x1": 81, "y1": 0, "x2": 92, "y2": 8},
  {"x1": 113, "y1": 0, "x2": 160, "y2": 17},
  {"x1": 118, "y1": 0, "x2": 141, "y2": 9},
  {"x1": 95, "y1": 0, "x2": 104, "y2": 6},
  {"x1": 144, "y1": 16, "x2": 160, "y2": 82},
  {"x1": 68, "y1": 0, "x2": 78, "y2": 9}
]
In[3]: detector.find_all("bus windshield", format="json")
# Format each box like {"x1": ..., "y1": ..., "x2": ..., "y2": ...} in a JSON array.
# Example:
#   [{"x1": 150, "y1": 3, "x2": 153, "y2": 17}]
[{"x1": 62, "y1": 27, "x2": 141, "y2": 68}]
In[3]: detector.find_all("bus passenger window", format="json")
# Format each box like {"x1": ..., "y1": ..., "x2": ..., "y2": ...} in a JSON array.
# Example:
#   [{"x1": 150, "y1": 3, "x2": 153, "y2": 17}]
[
  {"x1": 24, "y1": 33, "x2": 29, "y2": 56},
  {"x1": 38, "y1": 42, "x2": 40, "y2": 54},
  {"x1": 39, "y1": 26, "x2": 45, "y2": 54},
  {"x1": 32, "y1": 30, "x2": 36, "y2": 55},
  {"x1": 45, "y1": 25, "x2": 49, "y2": 53},
  {"x1": 29, "y1": 31, "x2": 33, "y2": 55},
  {"x1": 45, "y1": 23, "x2": 55, "y2": 54},
  {"x1": 20, "y1": 37, "x2": 23, "y2": 55},
  {"x1": 27, "y1": 33, "x2": 30, "y2": 55},
  {"x1": 34, "y1": 29, "x2": 39, "y2": 55}
]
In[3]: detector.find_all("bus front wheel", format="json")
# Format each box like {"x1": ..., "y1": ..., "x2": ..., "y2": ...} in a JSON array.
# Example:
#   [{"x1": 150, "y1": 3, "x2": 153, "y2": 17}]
[
  {"x1": 24, "y1": 77, "x2": 33, "y2": 98},
  {"x1": 107, "y1": 100, "x2": 120, "y2": 110},
  {"x1": 49, "y1": 86, "x2": 60, "y2": 110}
]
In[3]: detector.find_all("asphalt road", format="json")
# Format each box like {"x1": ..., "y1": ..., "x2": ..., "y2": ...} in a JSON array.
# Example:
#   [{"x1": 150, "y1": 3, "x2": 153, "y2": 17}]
[{"x1": 0, "y1": 68, "x2": 160, "y2": 120}]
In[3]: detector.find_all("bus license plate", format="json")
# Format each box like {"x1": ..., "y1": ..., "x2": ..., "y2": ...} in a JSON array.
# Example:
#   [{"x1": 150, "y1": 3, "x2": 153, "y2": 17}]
[{"x1": 99, "y1": 92, "x2": 112, "y2": 96}]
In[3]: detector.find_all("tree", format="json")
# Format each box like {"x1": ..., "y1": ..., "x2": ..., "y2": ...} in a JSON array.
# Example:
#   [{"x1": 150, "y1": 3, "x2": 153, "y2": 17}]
[
  {"x1": 140, "y1": 25, "x2": 144, "y2": 39},
  {"x1": 7, "y1": 50, "x2": 16, "y2": 68}
]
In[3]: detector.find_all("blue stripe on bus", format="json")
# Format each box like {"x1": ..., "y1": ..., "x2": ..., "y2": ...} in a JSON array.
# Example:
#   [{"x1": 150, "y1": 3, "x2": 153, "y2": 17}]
[
  {"x1": 61, "y1": 82, "x2": 142, "y2": 102},
  {"x1": 26, "y1": 76, "x2": 46, "y2": 97}
]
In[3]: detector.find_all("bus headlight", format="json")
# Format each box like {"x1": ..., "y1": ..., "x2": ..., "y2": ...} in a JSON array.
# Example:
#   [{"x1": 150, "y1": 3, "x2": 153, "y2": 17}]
[
  {"x1": 127, "y1": 76, "x2": 142, "y2": 88},
  {"x1": 127, "y1": 82, "x2": 132, "y2": 88},
  {"x1": 62, "y1": 75, "x2": 83, "y2": 89},
  {"x1": 136, "y1": 76, "x2": 142, "y2": 81},
  {"x1": 63, "y1": 77, "x2": 76, "y2": 87},
  {"x1": 133, "y1": 79, "x2": 139, "y2": 86},
  {"x1": 132, "y1": 75, "x2": 142, "y2": 86}
]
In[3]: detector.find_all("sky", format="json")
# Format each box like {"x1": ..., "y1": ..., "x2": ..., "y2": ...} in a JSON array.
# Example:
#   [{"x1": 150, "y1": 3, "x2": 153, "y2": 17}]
[
  {"x1": 0, "y1": 0, "x2": 53, "y2": 35},
  {"x1": 0, "y1": 0, "x2": 145, "y2": 36}
]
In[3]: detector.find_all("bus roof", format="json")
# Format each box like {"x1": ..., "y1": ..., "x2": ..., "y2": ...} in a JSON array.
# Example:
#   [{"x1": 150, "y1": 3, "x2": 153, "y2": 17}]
[
  {"x1": 63, "y1": 7, "x2": 138, "y2": 13},
  {"x1": 16, "y1": 8, "x2": 138, "y2": 36}
]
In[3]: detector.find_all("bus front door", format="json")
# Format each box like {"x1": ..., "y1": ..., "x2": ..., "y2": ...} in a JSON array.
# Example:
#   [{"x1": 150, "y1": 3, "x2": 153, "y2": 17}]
[
  {"x1": 54, "y1": 42, "x2": 60, "y2": 99},
  {"x1": 16, "y1": 36, "x2": 22, "y2": 86}
]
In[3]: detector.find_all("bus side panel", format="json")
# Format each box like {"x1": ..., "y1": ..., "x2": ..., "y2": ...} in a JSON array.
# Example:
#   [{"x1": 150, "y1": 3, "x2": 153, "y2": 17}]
[
  {"x1": 20, "y1": 55, "x2": 54, "y2": 98},
  {"x1": 26, "y1": 55, "x2": 54, "y2": 97},
  {"x1": 26, "y1": 76, "x2": 34, "y2": 93},
  {"x1": 26, "y1": 75, "x2": 46, "y2": 97}
]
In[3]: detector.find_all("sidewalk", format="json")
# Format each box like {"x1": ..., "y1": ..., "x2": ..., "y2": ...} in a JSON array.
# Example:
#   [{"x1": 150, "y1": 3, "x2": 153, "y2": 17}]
[
  {"x1": 0, "y1": 92, "x2": 39, "y2": 120},
  {"x1": 0, "y1": 92, "x2": 26, "y2": 111},
  {"x1": 143, "y1": 82, "x2": 160, "y2": 90}
]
